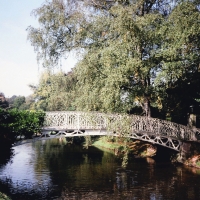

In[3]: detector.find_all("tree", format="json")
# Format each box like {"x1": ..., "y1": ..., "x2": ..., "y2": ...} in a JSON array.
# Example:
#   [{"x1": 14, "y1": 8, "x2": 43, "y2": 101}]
[
  {"x1": 27, "y1": 0, "x2": 200, "y2": 120},
  {"x1": 28, "y1": 0, "x2": 166, "y2": 114},
  {"x1": 27, "y1": 0, "x2": 82, "y2": 68},
  {"x1": 12, "y1": 96, "x2": 26, "y2": 109},
  {"x1": 155, "y1": 1, "x2": 200, "y2": 123},
  {"x1": 0, "y1": 92, "x2": 9, "y2": 109},
  {"x1": 7, "y1": 95, "x2": 35, "y2": 110},
  {"x1": 30, "y1": 70, "x2": 77, "y2": 111},
  {"x1": 74, "y1": 1, "x2": 166, "y2": 114}
]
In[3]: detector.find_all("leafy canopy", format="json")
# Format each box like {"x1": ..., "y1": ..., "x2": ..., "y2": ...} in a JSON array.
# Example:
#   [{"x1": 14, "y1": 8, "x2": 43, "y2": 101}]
[{"x1": 27, "y1": 0, "x2": 200, "y2": 122}]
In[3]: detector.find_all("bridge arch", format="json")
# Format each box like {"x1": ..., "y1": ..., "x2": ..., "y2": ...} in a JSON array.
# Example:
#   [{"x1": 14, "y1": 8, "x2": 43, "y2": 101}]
[{"x1": 36, "y1": 111, "x2": 200, "y2": 152}]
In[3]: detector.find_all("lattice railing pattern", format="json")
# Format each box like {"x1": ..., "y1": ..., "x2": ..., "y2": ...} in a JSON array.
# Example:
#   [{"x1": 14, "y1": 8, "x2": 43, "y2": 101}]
[{"x1": 43, "y1": 111, "x2": 199, "y2": 142}]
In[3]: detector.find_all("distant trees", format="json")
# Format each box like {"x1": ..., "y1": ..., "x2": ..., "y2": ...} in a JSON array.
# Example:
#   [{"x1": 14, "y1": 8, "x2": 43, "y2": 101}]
[
  {"x1": 4, "y1": 95, "x2": 35, "y2": 110},
  {"x1": 13, "y1": 96, "x2": 25, "y2": 109},
  {"x1": 27, "y1": 0, "x2": 200, "y2": 125},
  {"x1": 7, "y1": 95, "x2": 25, "y2": 110},
  {"x1": 0, "y1": 92, "x2": 9, "y2": 109}
]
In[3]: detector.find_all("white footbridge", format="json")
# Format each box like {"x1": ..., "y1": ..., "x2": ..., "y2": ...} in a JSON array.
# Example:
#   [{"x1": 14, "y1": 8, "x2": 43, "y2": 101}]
[
  {"x1": 14, "y1": 111, "x2": 200, "y2": 151},
  {"x1": 38, "y1": 111, "x2": 200, "y2": 151}
]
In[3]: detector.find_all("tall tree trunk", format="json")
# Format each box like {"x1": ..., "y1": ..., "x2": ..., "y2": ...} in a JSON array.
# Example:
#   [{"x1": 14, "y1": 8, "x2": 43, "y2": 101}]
[
  {"x1": 140, "y1": 75, "x2": 151, "y2": 117},
  {"x1": 144, "y1": 98, "x2": 151, "y2": 117},
  {"x1": 140, "y1": 96, "x2": 151, "y2": 117}
]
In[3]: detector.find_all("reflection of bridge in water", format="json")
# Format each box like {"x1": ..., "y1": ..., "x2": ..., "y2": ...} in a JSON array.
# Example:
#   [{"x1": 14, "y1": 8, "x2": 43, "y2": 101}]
[{"x1": 14, "y1": 111, "x2": 200, "y2": 151}]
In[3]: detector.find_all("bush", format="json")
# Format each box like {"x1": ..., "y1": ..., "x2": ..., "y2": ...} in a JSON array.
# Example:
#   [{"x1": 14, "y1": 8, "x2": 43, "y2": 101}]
[
  {"x1": 7, "y1": 109, "x2": 45, "y2": 139},
  {"x1": 0, "y1": 108, "x2": 45, "y2": 145}
]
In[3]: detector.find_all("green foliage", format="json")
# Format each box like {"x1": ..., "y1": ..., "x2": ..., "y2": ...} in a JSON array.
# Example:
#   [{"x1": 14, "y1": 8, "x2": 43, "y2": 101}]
[
  {"x1": 72, "y1": 1, "x2": 165, "y2": 114},
  {"x1": 156, "y1": 1, "x2": 200, "y2": 84},
  {"x1": 93, "y1": 136, "x2": 130, "y2": 167},
  {"x1": 106, "y1": 114, "x2": 132, "y2": 136},
  {"x1": 0, "y1": 108, "x2": 45, "y2": 142},
  {"x1": 0, "y1": 92, "x2": 9, "y2": 109},
  {"x1": 196, "y1": 161, "x2": 200, "y2": 167},
  {"x1": 7, "y1": 95, "x2": 34, "y2": 110},
  {"x1": 30, "y1": 70, "x2": 77, "y2": 111},
  {"x1": 121, "y1": 145, "x2": 129, "y2": 168},
  {"x1": 93, "y1": 136, "x2": 124, "y2": 151},
  {"x1": 0, "y1": 192, "x2": 11, "y2": 200},
  {"x1": 13, "y1": 96, "x2": 25, "y2": 109},
  {"x1": 154, "y1": 1, "x2": 200, "y2": 123},
  {"x1": 27, "y1": 0, "x2": 81, "y2": 68},
  {"x1": 83, "y1": 135, "x2": 92, "y2": 149},
  {"x1": 27, "y1": 0, "x2": 200, "y2": 123},
  {"x1": 9, "y1": 109, "x2": 45, "y2": 138}
]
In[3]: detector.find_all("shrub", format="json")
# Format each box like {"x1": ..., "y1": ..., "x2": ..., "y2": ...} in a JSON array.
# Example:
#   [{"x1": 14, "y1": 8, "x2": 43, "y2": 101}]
[{"x1": 0, "y1": 108, "x2": 45, "y2": 145}]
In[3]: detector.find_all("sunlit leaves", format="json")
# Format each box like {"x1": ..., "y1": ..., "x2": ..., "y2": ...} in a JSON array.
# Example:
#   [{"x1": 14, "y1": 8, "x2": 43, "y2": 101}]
[
  {"x1": 28, "y1": 0, "x2": 200, "y2": 120},
  {"x1": 30, "y1": 70, "x2": 77, "y2": 111}
]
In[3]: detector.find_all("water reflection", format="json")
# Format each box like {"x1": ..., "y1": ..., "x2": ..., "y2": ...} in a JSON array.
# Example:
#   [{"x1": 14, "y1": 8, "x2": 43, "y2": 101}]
[
  {"x1": 0, "y1": 147, "x2": 14, "y2": 167},
  {"x1": 0, "y1": 143, "x2": 52, "y2": 199},
  {"x1": 0, "y1": 138, "x2": 200, "y2": 199}
]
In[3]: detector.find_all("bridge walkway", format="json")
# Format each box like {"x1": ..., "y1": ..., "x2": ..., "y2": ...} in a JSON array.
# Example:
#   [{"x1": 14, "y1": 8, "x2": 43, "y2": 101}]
[{"x1": 13, "y1": 111, "x2": 200, "y2": 151}]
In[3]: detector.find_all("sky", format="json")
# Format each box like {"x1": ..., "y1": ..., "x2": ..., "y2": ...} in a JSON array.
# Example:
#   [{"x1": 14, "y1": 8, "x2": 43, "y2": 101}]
[{"x1": 0, "y1": 0, "x2": 77, "y2": 98}]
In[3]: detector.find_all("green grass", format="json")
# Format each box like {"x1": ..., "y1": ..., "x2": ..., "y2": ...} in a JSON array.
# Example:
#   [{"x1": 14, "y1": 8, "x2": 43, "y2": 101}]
[
  {"x1": 0, "y1": 192, "x2": 11, "y2": 200},
  {"x1": 196, "y1": 161, "x2": 200, "y2": 167},
  {"x1": 92, "y1": 136, "x2": 124, "y2": 152}
]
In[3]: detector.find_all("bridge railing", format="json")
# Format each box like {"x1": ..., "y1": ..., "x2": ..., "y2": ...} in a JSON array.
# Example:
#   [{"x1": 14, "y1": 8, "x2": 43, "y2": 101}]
[
  {"x1": 43, "y1": 111, "x2": 198, "y2": 141},
  {"x1": 43, "y1": 111, "x2": 108, "y2": 130},
  {"x1": 130, "y1": 115, "x2": 197, "y2": 141}
]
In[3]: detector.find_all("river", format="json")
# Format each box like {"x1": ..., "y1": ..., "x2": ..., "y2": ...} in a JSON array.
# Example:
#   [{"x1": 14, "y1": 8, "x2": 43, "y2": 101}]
[{"x1": 0, "y1": 138, "x2": 200, "y2": 200}]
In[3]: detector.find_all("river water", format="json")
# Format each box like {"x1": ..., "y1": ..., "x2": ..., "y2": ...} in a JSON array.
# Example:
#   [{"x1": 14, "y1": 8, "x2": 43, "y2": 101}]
[{"x1": 0, "y1": 138, "x2": 200, "y2": 200}]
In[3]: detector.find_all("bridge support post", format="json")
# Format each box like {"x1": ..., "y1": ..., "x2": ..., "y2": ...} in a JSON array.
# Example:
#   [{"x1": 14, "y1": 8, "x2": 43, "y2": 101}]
[
  {"x1": 188, "y1": 114, "x2": 196, "y2": 129},
  {"x1": 41, "y1": 130, "x2": 51, "y2": 137},
  {"x1": 176, "y1": 142, "x2": 192, "y2": 163}
]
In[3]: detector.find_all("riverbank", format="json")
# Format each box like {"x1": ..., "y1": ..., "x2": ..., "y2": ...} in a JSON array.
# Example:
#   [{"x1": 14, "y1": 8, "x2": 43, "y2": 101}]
[
  {"x1": 173, "y1": 142, "x2": 200, "y2": 169},
  {"x1": 93, "y1": 136, "x2": 200, "y2": 169},
  {"x1": 92, "y1": 136, "x2": 157, "y2": 157},
  {"x1": 0, "y1": 192, "x2": 11, "y2": 200}
]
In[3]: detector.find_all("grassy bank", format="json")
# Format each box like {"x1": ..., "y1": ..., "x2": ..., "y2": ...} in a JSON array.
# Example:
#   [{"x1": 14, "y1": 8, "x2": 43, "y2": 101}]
[
  {"x1": 92, "y1": 136, "x2": 124, "y2": 152},
  {"x1": 0, "y1": 192, "x2": 11, "y2": 200},
  {"x1": 92, "y1": 136, "x2": 157, "y2": 157}
]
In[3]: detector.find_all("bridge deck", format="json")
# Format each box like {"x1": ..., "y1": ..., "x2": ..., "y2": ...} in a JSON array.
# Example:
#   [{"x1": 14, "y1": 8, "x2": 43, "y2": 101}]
[
  {"x1": 13, "y1": 111, "x2": 200, "y2": 151},
  {"x1": 41, "y1": 111, "x2": 200, "y2": 151}
]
